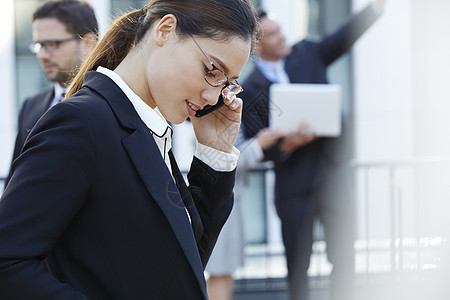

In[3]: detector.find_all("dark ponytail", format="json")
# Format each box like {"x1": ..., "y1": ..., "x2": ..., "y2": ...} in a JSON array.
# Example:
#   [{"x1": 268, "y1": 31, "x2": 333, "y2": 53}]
[{"x1": 67, "y1": 8, "x2": 148, "y2": 97}]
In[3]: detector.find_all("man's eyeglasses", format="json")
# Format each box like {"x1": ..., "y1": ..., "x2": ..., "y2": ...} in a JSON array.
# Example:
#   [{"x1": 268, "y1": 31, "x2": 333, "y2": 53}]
[
  {"x1": 28, "y1": 35, "x2": 81, "y2": 54},
  {"x1": 191, "y1": 37, "x2": 243, "y2": 100}
]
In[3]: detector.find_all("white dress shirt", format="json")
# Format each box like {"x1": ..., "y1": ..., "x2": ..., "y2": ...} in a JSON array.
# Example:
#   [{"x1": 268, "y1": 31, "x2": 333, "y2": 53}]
[
  {"x1": 49, "y1": 83, "x2": 69, "y2": 109},
  {"x1": 96, "y1": 66, "x2": 239, "y2": 173},
  {"x1": 255, "y1": 56, "x2": 290, "y2": 84}
]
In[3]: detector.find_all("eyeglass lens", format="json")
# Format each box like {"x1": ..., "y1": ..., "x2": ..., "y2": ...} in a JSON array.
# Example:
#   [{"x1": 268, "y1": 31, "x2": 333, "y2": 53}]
[
  {"x1": 205, "y1": 69, "x2": 242, "y2": 99},
  {"x1": 222, "y1": 84, "x2": 242, "y2": 99},
  {"x1": 192, "y1": 36, "x2": 243, "y2": 99},
  {"x1": 28, "y1": 36, "x2": 79, "y2": 54},
  {"x1": 205, "y1": 69, "x2": 227, "y2": 87}
]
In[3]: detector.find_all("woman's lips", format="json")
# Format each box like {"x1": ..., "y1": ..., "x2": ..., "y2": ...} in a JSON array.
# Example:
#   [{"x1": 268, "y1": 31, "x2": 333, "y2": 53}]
[{"x1": 186, "y1": 100, "x2": 201, "y2": 116}]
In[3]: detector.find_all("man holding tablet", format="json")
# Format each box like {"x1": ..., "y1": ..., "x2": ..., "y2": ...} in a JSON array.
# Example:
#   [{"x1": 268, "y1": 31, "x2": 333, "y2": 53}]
[{"x1": 239, "y1": 1, "x2": 386, "y2": 300}]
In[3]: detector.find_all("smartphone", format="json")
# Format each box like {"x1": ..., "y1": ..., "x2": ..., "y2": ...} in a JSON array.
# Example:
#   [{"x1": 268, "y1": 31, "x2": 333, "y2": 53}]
[{"x1": 194, "y1": 95, "x2": 225, "y2": 117}]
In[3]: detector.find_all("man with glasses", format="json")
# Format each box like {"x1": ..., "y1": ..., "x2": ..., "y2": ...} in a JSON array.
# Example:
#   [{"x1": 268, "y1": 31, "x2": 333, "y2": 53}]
[{"x1": 4, "y1": 0, "x2": 97, "y2": 188}]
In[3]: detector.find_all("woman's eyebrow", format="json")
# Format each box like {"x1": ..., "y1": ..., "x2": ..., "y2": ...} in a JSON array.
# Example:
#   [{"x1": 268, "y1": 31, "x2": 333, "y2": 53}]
[{"x1": 210, "y1": 55, "x2": 239, "y2": 81}]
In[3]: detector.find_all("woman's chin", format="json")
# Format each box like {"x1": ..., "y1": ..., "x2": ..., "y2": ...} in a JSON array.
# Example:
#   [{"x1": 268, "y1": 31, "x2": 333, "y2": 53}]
[{"x1": 168, "y1": 114, "x2": 189, "y2": 125}]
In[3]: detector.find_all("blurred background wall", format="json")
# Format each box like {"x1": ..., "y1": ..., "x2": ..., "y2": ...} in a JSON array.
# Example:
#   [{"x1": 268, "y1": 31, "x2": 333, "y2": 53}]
[{"x1": 1, "y1": 0, "x2": 450, "y2": 298}]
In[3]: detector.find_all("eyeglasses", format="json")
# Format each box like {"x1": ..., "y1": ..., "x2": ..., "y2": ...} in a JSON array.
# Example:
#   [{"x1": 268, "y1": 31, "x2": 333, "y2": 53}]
[
  {"x1": 28, "y1": 35, "x2": 81, "y2": 54},
  {"x1": 191, "y1": 37, "x2": 243, "y2": 100}
]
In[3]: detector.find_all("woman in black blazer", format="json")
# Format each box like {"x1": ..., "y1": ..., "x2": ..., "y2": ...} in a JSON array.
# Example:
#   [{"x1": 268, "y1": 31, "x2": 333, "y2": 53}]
[{"x1": 0, "y1": 0, "x2": 260, "y2": 299}]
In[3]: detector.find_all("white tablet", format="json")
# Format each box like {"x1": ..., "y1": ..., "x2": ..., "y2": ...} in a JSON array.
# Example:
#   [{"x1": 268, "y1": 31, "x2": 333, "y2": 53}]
[{"x1": 269, "y1": 83, "x2": 342, "y2": 137}]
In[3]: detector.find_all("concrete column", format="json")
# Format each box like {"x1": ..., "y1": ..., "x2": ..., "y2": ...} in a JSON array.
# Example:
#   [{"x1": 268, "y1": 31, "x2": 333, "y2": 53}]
[
  {"x1": 89, "y1": 0, "x2": 112, "y2": 37},
  {"x1": 353, "y1": 0, "x2": 414, "y2": 161},
  {"x1": 260, "y1": 0, "x2": 308, "y2": 44}
]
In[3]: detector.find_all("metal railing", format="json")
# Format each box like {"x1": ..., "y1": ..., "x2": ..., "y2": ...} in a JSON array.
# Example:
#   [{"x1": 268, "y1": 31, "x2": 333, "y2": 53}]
[
  {"x1": 350, "y1": 156, "x2": 450, "y2": 299},
  {"x1": 2, "y1": 156, "x2": 449, "y2": 300},
  {"x1": 234, "y1": 157, "x2": 450, "y2": 299}
]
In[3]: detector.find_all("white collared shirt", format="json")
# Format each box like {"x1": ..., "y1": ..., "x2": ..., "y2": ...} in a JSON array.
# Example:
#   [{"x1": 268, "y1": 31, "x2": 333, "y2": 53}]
[
  {"x1": 97, "y1": 66, "x2": 173, "y2": 171},
  {"x1": 96, "y1": 66, "x2": 239, "y2": 173},
  {"x1": 49, "y1": 83, "x2": 69, "y2": 109},
  {"x1": 255, "y1": 57, "x2": 290, "y2": 83}
]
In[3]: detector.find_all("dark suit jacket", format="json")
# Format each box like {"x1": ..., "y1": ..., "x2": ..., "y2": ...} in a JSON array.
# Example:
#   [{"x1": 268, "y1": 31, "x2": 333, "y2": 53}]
[
  {"x1": 241, "y1": 4, "x2": 381, "y2": 198},
  {"x1": 4, "y1": 87, "x2": 54, "y2": 187},
  {"x1": 0, "y1": 71, "x2": 235, "y2": 299}
]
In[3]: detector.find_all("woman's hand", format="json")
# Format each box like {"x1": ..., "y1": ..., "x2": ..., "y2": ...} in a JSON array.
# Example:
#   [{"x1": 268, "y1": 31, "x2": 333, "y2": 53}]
[{"x1": 189, "y1": 95, "x2": 242, "y2": 153}]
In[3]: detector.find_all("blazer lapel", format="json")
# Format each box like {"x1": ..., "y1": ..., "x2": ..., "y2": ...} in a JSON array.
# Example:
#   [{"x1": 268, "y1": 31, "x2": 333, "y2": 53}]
[
  {"x1": 168, "y1": 151, "x2": 203, "y2": 242},
  {"x1": 122, "y1": 129, "x2": 207, "y2": 298},
  {"x1": 81, "y1": 71, "x2": 208, "y2": 298},
  {"x1": 39, "y1": 88, "x2": 55, "y2": 115},
  {"x1": 27, "y1": 88, "x2": 54, "y2": 131}
]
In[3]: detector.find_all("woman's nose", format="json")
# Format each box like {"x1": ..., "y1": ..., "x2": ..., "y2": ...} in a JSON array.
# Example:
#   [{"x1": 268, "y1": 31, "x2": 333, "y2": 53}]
[{"x1": 201, "y1": 87, "x2": 222, "y2": 106}]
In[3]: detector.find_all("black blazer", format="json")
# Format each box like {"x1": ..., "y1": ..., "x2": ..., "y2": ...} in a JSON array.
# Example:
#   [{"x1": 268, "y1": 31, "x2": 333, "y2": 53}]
[
  {"x1": 0, "y1": 71, "x2": 235, "y2": 299},
  {"x1": 4, "y1": 87, "x2": 54, "y2": 187},
  {"x1": 241, "y1": 4, "x2": 381, "y2": 197}
]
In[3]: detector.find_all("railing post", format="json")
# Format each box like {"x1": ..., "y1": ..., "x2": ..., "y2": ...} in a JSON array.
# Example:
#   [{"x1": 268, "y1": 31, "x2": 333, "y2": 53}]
[
  {"x1": 389, "y1": 165, "x2": 396, "y2": 275},
  {"x1": 364, "y1": 167, "x2": 370, "y2": 279}
]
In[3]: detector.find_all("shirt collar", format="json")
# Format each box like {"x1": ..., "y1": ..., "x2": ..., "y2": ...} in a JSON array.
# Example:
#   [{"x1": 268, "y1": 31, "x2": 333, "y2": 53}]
[
  {"x1": 54, "y1": 83, "x2": 69, "y2": 98},
  {"x1": 255, "y1": 56, "x2": 284, "y2": 82},
  {"x1": 255, "y1": 56, "x2": 281, "y2": 68},
  {"x1": 96, "y1": 66, "x2": 171, "y2": 137}
]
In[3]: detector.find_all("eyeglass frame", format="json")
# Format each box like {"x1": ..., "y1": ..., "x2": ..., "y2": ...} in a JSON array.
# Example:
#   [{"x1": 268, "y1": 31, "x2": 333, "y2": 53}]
[
  {"x1": 191, "y1": 36, "x2": 243, "y2": 99},
  {"x1": 28, "y1": 35, "x2": 82, "y2": 54}
]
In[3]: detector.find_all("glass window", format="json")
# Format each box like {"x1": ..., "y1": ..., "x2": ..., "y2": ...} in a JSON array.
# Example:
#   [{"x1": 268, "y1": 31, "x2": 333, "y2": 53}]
[
  {"x1": 15, "y1": 0, "x2": 49, "y2": 111},
  {"x1": 241, "y1": 170, "x2": 267, "y2": 244},
  {"x1": 111, "y1": 0, "x2": 147, "y2": 15}
]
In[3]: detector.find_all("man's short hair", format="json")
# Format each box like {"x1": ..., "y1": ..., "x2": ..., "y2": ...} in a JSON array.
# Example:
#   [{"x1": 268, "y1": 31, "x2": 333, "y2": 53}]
[
  {"x1": 33, "y1": 0, "x2": 98, "y2": 37},
  {"x1": 258, "y1": 10, "x2": 267, "y2": 19}
]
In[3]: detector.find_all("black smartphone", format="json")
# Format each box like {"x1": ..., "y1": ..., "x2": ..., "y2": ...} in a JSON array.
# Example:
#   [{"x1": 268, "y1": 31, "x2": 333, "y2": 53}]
[{"x1": 194, "y1": 95, "x2": 225, "y2": 117}]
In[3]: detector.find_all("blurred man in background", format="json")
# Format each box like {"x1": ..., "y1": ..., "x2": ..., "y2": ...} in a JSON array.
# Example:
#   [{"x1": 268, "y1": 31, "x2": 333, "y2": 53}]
[
  {"x1": 240, "y1": 1, "x2": 386, "y2": 299},
  {"x1": 5, "y1": 0, "x2": 97, "y2": 188}
]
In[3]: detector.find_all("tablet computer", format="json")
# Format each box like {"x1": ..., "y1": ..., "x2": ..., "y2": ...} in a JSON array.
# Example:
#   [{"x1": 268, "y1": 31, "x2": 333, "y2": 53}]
[{"x1": 269, "y1": 83, "x2": 342, "y2": 137}]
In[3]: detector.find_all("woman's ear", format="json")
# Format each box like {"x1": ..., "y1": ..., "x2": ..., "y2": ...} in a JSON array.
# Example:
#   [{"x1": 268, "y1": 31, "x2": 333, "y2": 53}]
[{"x1": 154, "y1": 14, "x2": 177, "y2": 46}]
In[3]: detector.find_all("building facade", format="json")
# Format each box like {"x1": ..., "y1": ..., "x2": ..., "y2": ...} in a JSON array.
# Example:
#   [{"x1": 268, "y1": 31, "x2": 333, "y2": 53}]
[{"x1": 2, "y1": 1, "x2": 450, "y2": 298}]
